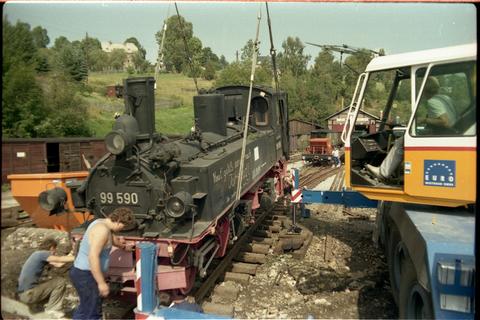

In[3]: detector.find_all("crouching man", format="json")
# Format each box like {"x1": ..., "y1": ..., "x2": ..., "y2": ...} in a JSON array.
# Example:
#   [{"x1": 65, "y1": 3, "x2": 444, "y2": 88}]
[{"x1": 17, "y1": 237, "x2": 75, "y2": 318}]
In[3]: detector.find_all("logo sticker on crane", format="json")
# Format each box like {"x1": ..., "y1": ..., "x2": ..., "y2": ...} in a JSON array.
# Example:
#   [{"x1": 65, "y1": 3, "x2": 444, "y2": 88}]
[
  {"x1": 424, "y1": 160, "x2": 455, "y2": 187},
  {"x1": 291, "y1": 168, "x2": 302, "y2": 203}
]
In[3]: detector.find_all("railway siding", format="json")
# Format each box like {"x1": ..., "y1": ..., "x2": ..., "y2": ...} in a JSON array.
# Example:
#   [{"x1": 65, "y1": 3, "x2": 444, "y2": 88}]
[{"x1": 1, "y1": 169, "x2": 393, "y2": 319}]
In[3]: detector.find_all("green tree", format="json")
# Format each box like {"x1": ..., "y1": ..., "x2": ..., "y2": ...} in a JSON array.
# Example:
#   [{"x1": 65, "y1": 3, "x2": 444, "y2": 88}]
[
  {"x1": 88, "y1": 49, "x2": 109, "y2": 72},
  {"x1": 81, "y1": 34, "x2": 102, "y2": 52},
  {"x1": 131, "y1": 52, "x2": 149, "y2": 73},
  {"x1": 55, "y1": 43, "x2": 88, "y2": 82},
  {"x1": 53, "y1": 36, "x2": 71, "y2": 50},
  {"x1": 203, "y1": 62, "x2": 216, "y2": 80},
  {"x1": 31, "y1": 26, "x2": 50, "y2": 48},
  {"x1": 35, "y1": 48, "x2": 51, "y2": 73},
  {"x1": 155, "y1": 15, "x2": 203, "y2": 73},
  {"x1": 240, "y1": 39, "x2": 255, "y2": 61},
  {"x1": 279, "y1": 72, "x2": 311, "y2": 119},
  {"x1": 277, "y1": 37, "x2": 310, "y2": 77},
  {"x1": 214, "y1": 62, "x2": 249, "y2": 86},
  {"x1": 2, "y1": 64, "x2": 46, "y2": 137},
  {"x1": 3, "y1": 17, "x2": 92, "y2": 138},
  {"x1": 108, "y1": 48, "x2": 127, "y2": 71},
  {"x1": 124, "y1": 37, "x2": 146, "y2": 59},
  {"x1": 219, "y1": 55, "x2": 228, "y2": 68},
  {"x1": 184, "y1": 36, "x2": 203, "y2": 78},
  {"x1": 124, "y1": 37, "x2": 150, "y2": 73},
  {"x1": 80, "y1": 34, "x2": 101, "y2": 71},
  {"x1": 343, "y1": 50, "x2": 374, "y2": 105},
  {"x1": 200, "y1": 47, "x2": 221, "y2": 70},
  {"x1": 35, "y1": 73, "x2": 92, "y2": 137},
  {"x1": 215, "y1": 61, "x2": 271, "y2": 87},
  {"x1": 2, "y1": 19, "x2": 37, "y2": 75},
  {"x1": 309, "y1": 49, "x2": 343, "y2": 114}
]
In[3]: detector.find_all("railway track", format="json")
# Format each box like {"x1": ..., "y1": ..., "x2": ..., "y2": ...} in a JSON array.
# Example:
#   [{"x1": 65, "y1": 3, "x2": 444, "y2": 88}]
[
  {"x1": 192, "y1": 202, "x2": 313, "y2": 316},
  {"x1": 188, "y1": 166, "x2": 344, "y2": 315},
  {"x1": 299, "y1": 166, "x2": 340, "y2": 189},
  {"x1": 329, "y1": 167, "x2": 345, "y2": 191}
]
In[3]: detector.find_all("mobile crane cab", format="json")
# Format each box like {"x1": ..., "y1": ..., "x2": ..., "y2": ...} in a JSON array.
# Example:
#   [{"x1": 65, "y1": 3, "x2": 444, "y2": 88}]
[
  {"x1": 343, "y1": 43, "x2": 476, "y2": 206},
  {"x1": 342, "y1": 44, "x2": 476, "y2": 319}
]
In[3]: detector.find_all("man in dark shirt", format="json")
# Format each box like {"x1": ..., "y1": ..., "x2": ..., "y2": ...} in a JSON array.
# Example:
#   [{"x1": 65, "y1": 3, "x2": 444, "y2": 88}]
[{"x1": 17, "y1": 237, "x2": 75, "y2": 318}]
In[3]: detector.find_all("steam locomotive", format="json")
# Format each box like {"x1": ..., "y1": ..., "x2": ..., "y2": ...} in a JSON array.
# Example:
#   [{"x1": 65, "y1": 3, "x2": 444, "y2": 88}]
[{"x1": 40, "y1": 77, "x2": 290, "y2": 299}]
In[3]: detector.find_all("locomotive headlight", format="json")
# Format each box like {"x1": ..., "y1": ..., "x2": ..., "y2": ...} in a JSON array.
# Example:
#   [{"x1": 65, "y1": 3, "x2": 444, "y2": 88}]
[
  {"x1": 39, "y1": 187, "x2": 67, "y2": 214},
  {"x1": 166, "y1": 191, "x2": 193, "y2": 219},
  {"x1": 106, "y1": 130, "x2": 131, "y2": 155},
  {"x1": 105, "y1": 115, "x2": 139, "y2": 155}
]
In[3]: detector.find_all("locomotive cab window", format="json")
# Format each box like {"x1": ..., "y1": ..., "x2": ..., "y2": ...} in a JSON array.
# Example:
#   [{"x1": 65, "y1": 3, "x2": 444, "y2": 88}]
[{"x1": 251, "y1": 96, "x2": 269, "y2": 126}]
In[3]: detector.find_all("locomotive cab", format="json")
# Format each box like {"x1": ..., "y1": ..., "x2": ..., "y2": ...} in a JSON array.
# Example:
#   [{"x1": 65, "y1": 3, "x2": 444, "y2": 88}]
[{"x1": 344, "y1": 44, "x2": 476, "y2": 207}]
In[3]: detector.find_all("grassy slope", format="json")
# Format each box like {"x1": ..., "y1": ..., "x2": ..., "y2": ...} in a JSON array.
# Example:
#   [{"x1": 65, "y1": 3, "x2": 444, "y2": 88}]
[{"x1": 85, "y1": 72, "x2": 214, "y2": 137}]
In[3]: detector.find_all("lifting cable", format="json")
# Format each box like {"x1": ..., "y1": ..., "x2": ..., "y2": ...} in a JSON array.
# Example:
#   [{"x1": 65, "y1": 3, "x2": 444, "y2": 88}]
[
  {"x1": 235, "y1": 7, "x2": 262, "y2": 202},
  {"x1": 266, "y1": 2, "x2": 280, "y2": 93},
  {"x1": 266, "y1": 2, "x2": 288, "y2": 160},
  {"x1": 174, "y1": 2, "x2": 199, "y2": 94},
  {"x1": 154, "y1": 3, "x2": 171, "y2": 88}
]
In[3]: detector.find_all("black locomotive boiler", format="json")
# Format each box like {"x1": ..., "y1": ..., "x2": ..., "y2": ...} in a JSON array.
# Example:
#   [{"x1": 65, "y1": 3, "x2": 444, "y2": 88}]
[{"x1": 41, "y1": 77, "x2": 290, "y2": 298}]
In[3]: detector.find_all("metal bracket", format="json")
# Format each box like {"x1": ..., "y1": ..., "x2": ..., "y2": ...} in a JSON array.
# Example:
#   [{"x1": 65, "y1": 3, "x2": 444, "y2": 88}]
[
  {"x1": 301, "y1": 189, "x2": 378, "y2": 208},
  {"x1": 193, "y1": 238, "x2": 220, "y2": 278}
]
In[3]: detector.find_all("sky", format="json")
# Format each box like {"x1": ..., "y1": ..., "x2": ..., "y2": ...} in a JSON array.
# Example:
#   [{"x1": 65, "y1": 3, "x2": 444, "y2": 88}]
[{"x1": 3, "y1": 1, "x2": 477, "y2": 65}]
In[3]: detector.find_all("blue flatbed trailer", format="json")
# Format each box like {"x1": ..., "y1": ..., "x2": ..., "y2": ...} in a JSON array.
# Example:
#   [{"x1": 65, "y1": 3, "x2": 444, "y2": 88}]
[
  {"x1": 296, "y1": 167, "x2": 475, "y2": 318},
  {"x1": 382, "y1": 202, "x2": 475, "y2": 319}
]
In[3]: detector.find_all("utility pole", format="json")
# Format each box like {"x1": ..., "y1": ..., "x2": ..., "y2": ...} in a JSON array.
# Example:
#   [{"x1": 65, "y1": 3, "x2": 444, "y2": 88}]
[{"x1": 236, "y1": 50, "x2": 239, "y2": 63}]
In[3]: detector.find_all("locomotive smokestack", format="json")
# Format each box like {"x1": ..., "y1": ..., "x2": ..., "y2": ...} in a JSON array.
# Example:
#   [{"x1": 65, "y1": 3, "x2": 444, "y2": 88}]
[{"x1": 123, "y1": 77, "x2": 156, "y2": 138}]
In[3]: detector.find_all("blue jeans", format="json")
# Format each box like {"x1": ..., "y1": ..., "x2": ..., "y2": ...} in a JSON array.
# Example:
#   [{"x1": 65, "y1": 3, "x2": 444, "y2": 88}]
[{"x1": 69, "y1": 267, "x2": 102, "y2": 320}]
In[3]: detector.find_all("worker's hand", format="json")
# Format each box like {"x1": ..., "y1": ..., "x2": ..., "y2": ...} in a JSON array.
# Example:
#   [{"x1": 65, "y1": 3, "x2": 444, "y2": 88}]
[
  {"x1": 124, "y1": 244, "x2": 135, "y2": 252},
  {"x1": 115, "y1": 236, "x2": 135, "y2": 251},
  {"x1": 98, "y1": 282, "x2": 110, "y2": 297}
]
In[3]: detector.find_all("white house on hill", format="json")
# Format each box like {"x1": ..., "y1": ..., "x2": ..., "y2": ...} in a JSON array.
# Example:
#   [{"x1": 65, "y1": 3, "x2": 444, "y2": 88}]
[{"x1": 101, "y1": 41, "x2": 139, "y2": 69}]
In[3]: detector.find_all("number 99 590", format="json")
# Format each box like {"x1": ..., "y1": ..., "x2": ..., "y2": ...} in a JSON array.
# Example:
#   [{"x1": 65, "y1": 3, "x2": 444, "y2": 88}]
[{"x1": 99, "y1": 192, "x2": 139, "y2": 205}]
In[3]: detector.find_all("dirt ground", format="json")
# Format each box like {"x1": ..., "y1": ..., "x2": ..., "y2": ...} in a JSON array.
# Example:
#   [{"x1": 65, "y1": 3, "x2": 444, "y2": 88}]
[
  {"x1": 231, "y1": 203, "x2": 397, "y2": 319},
  {"x1": 1, "y1": 203, "x2": 396, "y2": 319}
]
